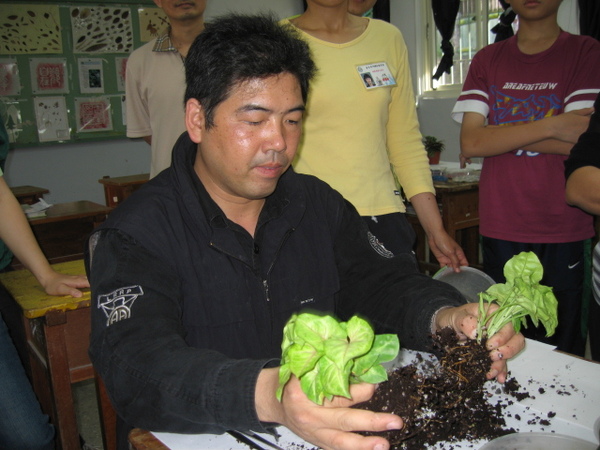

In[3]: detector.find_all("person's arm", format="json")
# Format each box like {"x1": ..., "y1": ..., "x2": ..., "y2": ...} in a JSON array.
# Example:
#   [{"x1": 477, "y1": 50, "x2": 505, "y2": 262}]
[
  {"x1": 0, "y1": 176, "x2": 88, "y2": 296},
  {"x1": 125, "y1": 48, "x2": 153, "y2": 143},
  {"x1": 409, "y1": 192, "x2": 468, "y2": 271},
  {"x1": 250, "y1": 195, "x2": 522, "y2": 450},
  {"x1": 87, "y1": 229, "x2": 275, "y2": 434},
  {"x1": 329, "y1": 194, "x2": 523, "y2": 372},
  {"x1": 460, "y1": 109, "x2": 592, "y2": 159},
  {"x1": 564, "y1": 96, "x2": 600, "y2": 214},
  {"x1": 88, "y1": 228, "x2": 406, "y2": 450},
  {"x1": 332, "y1": 196, "x2": 465, "y2": 350},
  {"x1": 566, "y1": 166, "x2": 600, "y2": 215},
  {"x1": 384, "y1": 31, "x2": 466, "y2": 270}
]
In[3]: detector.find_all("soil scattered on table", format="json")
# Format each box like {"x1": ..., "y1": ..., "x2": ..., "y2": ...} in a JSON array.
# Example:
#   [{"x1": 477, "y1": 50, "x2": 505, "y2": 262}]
[{"x1": 354, "y1": 328, "x2": 531, "y2": 449}]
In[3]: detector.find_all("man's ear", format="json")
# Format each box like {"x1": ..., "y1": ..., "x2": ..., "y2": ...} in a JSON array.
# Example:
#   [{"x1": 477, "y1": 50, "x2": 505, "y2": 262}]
[{"x1": 185, "y1": 98, "x2": 205, "y2": 144}]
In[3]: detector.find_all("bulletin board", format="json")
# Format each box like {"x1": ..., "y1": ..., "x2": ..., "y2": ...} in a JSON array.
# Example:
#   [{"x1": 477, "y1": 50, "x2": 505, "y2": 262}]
[{"x1": 0, "y1": 1, "x2": 168, "y2": 147}]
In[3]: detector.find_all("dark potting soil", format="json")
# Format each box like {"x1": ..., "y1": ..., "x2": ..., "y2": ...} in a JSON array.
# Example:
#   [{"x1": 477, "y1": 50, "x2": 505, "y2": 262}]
[{"x1": 354, "y1": 327, "x2": 529, "y2": 449}]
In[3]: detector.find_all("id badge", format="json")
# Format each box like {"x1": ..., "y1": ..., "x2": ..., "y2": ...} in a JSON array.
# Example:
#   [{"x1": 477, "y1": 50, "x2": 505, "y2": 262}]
[{"x1": 357, "y1": 62, "x2": 396, "y2": 89}]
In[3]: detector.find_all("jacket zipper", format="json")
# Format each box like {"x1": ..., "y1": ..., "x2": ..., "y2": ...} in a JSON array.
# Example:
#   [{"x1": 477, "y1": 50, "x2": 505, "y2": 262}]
[{"x1": 263, "y1": 227, "x2": 295, "y2": 347}]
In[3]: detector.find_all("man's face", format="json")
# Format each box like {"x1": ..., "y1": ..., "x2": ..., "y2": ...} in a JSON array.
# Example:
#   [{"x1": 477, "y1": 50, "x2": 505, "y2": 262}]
[
  {"x1": 190, "y1": 73, "x2": 305, "y2": 203},
  {"x1": 153, "y1": 0, "x2": 206, "y2": 22},
  {"x1": 348, "y1": 0, "x2": 378, "y2": 17}
]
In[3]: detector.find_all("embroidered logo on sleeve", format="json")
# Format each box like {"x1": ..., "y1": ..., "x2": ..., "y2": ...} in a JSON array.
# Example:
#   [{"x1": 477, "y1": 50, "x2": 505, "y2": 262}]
[
  {"x1": 97, "y1": 286, "x2": 144, "y2": 326},
  {"x1": 367, "y1": 231, "x2": 394, "y2": 258}
]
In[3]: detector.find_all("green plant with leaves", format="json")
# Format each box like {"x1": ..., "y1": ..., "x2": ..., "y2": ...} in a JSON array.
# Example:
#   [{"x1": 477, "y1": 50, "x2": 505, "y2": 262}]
[
  {"x1": 476, "y1": 251, "x2": 558, "y2": 342},
  {"x1": 423, "y1": 135, "x2": 445, "y2": 158},
  {"x1": 276, "y1": 312, "x2": 400, "y2": 405}
]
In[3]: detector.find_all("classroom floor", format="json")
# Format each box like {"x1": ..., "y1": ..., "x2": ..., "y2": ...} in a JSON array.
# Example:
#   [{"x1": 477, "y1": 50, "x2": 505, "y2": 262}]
[{"x1": 73, "y1": 379, "x2": 103, "y2": 450}]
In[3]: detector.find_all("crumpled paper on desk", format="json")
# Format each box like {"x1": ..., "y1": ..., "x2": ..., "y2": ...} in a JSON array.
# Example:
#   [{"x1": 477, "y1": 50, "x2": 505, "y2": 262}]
[{"x1": 21, "y1": 198, "x2": 52, "y2": 218}]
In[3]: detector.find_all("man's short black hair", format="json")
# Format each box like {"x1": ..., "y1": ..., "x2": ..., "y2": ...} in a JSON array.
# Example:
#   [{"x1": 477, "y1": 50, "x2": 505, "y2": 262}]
[{"x1": 184, "y1": 13, "x2": 316, "y2": 128}]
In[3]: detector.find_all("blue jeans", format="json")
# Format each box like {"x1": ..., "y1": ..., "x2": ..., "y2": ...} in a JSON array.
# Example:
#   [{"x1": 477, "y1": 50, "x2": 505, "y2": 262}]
[{"x1": 0, "y1": 312, "x2": 55, "y2": 450}]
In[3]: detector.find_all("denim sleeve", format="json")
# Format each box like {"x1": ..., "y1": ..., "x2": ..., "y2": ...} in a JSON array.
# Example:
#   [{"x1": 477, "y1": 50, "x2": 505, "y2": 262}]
[
  {"x1": 86, "y1": 229, "x2": 274, "y2": 435},
  {"x1": 332, "y1": 200, "x2": 466, "y2": 352}
]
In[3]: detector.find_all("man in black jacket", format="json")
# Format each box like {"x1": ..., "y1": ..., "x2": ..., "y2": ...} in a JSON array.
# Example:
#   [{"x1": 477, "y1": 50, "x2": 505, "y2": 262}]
[{"x1": 86, "y1": 13, "x2": 524, "y2": 450}]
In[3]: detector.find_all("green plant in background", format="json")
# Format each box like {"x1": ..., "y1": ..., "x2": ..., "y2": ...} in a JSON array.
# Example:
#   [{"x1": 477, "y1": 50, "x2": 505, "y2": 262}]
[
  {"x1": 476, "y1": 251, "x2": 558, "y2": 341},
  {"x1": 423, "y1": 135, "x2": 445, "y2": 158},
  {"x1": 276, "y1": 312, "x2": 400, "y2": 405}
]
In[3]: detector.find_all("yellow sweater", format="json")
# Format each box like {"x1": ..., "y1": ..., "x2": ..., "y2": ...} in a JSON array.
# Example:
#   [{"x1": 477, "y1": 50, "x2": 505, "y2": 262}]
[{"x1": 286, "y1": 18, "x2": 433, "y2": 216}]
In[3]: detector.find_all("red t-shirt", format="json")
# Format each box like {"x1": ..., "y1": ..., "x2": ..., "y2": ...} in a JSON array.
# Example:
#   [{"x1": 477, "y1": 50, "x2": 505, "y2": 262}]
[{"x1": 452, "y1": 31, "x2": 600, "y2": 243}]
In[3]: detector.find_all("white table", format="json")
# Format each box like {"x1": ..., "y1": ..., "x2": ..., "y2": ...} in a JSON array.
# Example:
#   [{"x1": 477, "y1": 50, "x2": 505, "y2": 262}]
[{"x1": 149, "y1": 339, "x2": 600, "y2": 449}]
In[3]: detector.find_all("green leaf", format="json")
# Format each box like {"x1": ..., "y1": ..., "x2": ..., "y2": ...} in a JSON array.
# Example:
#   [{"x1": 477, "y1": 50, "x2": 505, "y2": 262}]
[
  {"x1": 345, "y1": 316, "x2": 376, "y2": 359},
  {"x1": 323, "y1": 316, "x2": 375, "y2": 371},
  {"x1": 372, "y1": 334, "x2": 400, "y2": 362},
  {"x1": 355, "y1": 363, "x2": 388, "y2": 384},
  {"x1": 292, "y1": 313, "x2": 346, "y2": 351},
  {"x1": 318, "y1": 355, "x2": 352, "y2": 399},
  {"x1": 503, "y1": 251, "x2": 543, "y2": 285},
  {"x1": 478, "y1": 252, "x2": 558, "y2": 341},
  {"x1": 287, "y1": 342, "x2": 322, "y2": 378},
  {"x1": 300, "y1": 366, "x2": 323, "y2": 405},
  {"x1": 351, "y1": 334, "x2": 398, "y2": 382}
]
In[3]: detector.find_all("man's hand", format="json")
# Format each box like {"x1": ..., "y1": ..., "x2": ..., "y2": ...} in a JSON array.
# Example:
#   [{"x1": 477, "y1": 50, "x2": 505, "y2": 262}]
[
  {"x1": 256, "y1": 368, "x2": 402, "y2": 450},
  {"x1": 434, "y1": 303, "x2": 525, "y2": 383}
]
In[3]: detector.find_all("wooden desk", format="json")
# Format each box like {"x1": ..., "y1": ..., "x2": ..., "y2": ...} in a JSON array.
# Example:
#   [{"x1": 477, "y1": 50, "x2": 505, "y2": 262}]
[
  {"x1": 99, "y1": 173, "x2": 149, "y2": 207},
  {"x1": 129, "y1": 429, "x2": 169, "y2": 450},
  {"x1": 407, "y1": 181, "x2": 480, "y2": 274},
  {"x1": 0, "y1": 260, "x2": 92, "y2": 450},
  {"x1": 10, "y1": 185, "x2": 49, "y2": 204},
  {"x1": 20, "y1": 200, "x2": 112, "y2": 266}
]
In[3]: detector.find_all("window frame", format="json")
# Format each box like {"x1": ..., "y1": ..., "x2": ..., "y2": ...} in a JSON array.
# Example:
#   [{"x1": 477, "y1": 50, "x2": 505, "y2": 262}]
[{"x1": 419, "y1": 0, "x2": 504, "y2": 97}]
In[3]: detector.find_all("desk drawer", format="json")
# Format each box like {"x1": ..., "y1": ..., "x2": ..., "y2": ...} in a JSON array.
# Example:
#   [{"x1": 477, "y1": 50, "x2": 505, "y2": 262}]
[{"x1": 444, "y1": 190, "x2": 479, "y2": 229}]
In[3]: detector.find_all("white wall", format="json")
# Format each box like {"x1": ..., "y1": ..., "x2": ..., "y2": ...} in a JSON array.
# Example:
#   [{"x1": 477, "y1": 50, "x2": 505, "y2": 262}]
[
  {"x1": 4, "y1": 0, "x2": 580, "y2": 203},
  {"x1": 4, "y1": 139, "x2": 151, "y2": 205}
]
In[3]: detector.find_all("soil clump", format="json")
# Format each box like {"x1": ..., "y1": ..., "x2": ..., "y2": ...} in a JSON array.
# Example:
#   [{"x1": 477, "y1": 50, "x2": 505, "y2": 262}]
[{"x1": 355, "y1": 327, "x2": 525, "y2": 449}]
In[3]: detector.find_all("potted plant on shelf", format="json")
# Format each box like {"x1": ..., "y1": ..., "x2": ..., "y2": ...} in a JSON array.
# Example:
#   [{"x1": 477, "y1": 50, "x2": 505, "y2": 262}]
[{"x1": 423, "y1": 135, "x2": 444, "y2": 165}]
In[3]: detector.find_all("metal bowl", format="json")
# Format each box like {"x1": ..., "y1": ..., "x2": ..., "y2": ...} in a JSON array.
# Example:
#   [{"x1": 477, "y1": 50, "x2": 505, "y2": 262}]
[
  {"x1": 433, "y1": 266, "x2": 496, "y2": 303},
  {"x1": 479, "y1": 432, "x2": 597, "y2": 450}
]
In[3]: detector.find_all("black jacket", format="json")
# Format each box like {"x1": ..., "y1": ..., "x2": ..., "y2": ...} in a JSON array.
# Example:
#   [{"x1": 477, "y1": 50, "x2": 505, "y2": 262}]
[{"x1": 86, "y1": 132, "x2": 464, "y2": 438}]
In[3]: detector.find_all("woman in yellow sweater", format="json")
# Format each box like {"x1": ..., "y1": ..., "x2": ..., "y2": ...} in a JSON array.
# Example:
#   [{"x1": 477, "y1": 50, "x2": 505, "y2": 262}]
[{"x1": 286, "y1": 0, "x2": 467, "y2": 271}]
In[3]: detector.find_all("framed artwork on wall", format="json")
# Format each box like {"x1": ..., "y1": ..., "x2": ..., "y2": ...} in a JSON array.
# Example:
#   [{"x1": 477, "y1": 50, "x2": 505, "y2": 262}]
[{"x1": 0, "y1": 0, "x2": 155, "y2": 146}]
